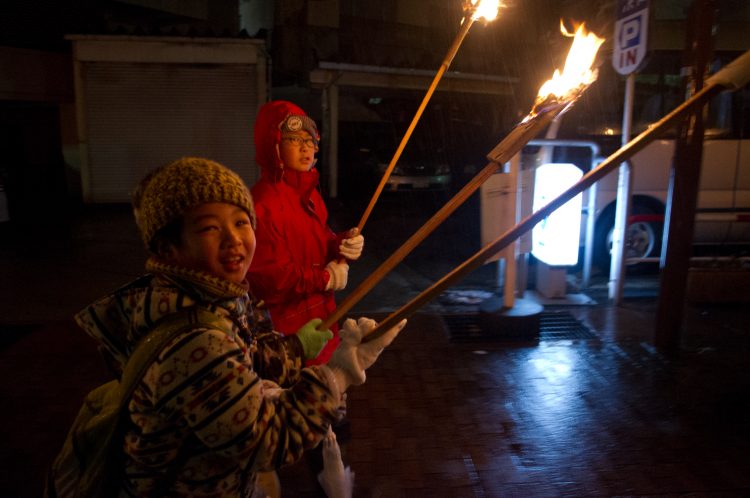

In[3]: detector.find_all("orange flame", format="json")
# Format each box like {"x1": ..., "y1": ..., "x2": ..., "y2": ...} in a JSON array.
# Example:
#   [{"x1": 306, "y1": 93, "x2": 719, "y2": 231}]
[
  {"x1": 467, "y1": 0, "x2": 502, "y2": 22},
  {"x1": 461, "y1": 0, "x2": 503, "y2": 24},
  {"x1": 535, "y1": 22, "x2": 605, "y2": 108}
]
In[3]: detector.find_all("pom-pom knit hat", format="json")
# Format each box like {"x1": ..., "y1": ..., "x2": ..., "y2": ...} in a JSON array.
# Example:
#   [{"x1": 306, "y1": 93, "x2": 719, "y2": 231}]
[{"x1": 133, "y1": 157, "x2": 256, "y2": 249}]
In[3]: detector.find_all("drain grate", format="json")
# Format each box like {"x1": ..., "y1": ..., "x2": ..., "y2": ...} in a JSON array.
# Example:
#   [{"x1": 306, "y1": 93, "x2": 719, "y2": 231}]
[
  {"x1": 444, "y1": 310, "x2": 596, "y2": 343},
  {"x1": 538, "y1": 310, "x2": 597, "y2": 341},
  {"x1": 443, "y1": 314, "x2": 486, "y2": 342}
]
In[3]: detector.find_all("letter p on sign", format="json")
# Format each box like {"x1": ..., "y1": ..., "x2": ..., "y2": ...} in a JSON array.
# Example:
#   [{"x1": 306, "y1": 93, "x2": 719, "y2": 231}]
[{"x1": 620, "y1": 18, "x2": 640, "y2": 48}]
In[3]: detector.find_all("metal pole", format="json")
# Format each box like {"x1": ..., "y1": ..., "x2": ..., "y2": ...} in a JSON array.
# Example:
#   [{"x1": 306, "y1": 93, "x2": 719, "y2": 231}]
[
  {"x1": 609, "y1": 72, "x2": 635, "y2": 302},
  {"x1": 503, "y1": 153, "x2": 520, "y2": 308},
  {"x1": 583, "y1": 177, "x2": 598, "y2": 287}
]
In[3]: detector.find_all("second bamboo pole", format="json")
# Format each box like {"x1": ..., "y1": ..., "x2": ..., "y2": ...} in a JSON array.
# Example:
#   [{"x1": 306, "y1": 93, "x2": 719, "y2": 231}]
[{"x1": 321, "y1": 104, "x2": 566, "y2": 331}]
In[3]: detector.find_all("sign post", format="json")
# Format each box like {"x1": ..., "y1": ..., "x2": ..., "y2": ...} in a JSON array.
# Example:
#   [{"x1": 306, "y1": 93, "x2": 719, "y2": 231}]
[{"x1": 609, "y1": 0, "x2": 649, "y2": 303}]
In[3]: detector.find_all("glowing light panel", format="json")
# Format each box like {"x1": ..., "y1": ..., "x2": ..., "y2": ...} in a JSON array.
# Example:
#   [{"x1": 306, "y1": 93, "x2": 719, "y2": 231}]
[{"x1": 532, "y1": 163, "x2": 583, "y2": 266}]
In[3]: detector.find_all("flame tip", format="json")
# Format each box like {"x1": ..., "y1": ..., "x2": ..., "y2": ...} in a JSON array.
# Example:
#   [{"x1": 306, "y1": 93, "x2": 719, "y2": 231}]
[
  {"x1": 467, "y1": 0, "x2": 502, "y2": 21},
  {"x1": 535, "y1": 20, "x2": 605, "y2": 102}
]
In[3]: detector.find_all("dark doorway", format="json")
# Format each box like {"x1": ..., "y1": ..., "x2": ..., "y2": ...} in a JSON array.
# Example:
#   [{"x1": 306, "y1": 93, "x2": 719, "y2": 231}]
[{"x1": 0, "y1": 101, "x2": 70, "y2": 237}]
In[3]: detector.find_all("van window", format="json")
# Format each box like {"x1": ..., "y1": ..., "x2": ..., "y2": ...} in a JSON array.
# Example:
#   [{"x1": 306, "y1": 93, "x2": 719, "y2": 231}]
[{"x1": 631, "y1": 52, "x2": 748, "y2": 140}]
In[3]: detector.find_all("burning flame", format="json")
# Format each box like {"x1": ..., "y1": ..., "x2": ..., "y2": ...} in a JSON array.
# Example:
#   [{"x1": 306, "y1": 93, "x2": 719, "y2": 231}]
[
  {"x1": 467, "y1": 0, "x2": 502, "y2": 22},
  {"x1": 534, "y1": 22, "x2": 605, "y2": 112}
]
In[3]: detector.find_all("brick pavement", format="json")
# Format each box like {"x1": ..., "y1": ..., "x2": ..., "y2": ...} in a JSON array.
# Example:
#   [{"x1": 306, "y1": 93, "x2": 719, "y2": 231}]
[{"x1": 276, "y1": 307, "x2": 750, "y2": 497}]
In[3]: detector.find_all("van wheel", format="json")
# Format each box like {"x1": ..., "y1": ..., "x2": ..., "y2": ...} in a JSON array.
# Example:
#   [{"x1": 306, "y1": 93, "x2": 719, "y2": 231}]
[{"x1": 594, "y1": 203, "x2": 663, "y2": 273}]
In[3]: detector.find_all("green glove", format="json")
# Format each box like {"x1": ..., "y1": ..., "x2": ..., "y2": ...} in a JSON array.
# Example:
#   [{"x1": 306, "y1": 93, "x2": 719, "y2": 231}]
[{"x1": 296, "y1": 318, "x2": 334, "y2": 360}]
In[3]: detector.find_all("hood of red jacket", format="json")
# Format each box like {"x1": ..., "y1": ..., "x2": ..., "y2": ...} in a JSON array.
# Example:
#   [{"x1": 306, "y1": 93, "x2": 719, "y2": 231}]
[{"x1": 254, "y1": 100, "x2": 320, "y2": 182}]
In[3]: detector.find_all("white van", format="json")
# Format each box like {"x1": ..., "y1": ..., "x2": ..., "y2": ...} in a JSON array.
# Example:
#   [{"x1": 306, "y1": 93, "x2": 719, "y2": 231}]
[{"x1": 523, "y1": 57, "x2": 750, "y2": 271}]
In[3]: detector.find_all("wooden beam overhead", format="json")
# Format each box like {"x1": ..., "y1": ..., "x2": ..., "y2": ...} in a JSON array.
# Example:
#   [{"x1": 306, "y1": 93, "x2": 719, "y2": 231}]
[{"x1": 310, "y1": 67, "x2": 516, "y2": 96}]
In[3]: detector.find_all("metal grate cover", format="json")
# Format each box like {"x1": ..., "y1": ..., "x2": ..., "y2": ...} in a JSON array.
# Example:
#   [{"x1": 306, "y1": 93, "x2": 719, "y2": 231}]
[
  {"x1": 538, "y1": 310, "x2": 597, "y2": 341},
  {"x1": 444, "y1": 310, "x2": 596, "y2": 343}
]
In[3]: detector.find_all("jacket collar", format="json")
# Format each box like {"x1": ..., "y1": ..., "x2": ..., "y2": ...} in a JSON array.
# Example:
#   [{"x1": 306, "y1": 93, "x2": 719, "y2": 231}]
[
  {"x1": 281, "y1": 167, "x2": 320, "y2": 200},
  {"x1": 146, "y1": 257, "x2": 249, "y2": 301}
]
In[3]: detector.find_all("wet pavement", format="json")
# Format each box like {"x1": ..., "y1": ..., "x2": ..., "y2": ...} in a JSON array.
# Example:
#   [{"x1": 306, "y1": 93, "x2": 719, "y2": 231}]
[{"x1": 1, "y1": 196, "x2": 750, "y2": 497}]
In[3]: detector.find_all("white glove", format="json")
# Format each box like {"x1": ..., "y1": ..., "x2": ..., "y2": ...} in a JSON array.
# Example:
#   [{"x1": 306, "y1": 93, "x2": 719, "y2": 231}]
[
  {"x1": 339, "y1": 228, "x2": 364, "y2": 261},
  {"x1": 324, "y1": 260, "x2": 349, "y2": 291},
  {"x1": 325, "y1": 317, "x2": 407, "y2": 392},
  {"x1": 317, "y1": 427, "x2": 354, "y2": 498}
]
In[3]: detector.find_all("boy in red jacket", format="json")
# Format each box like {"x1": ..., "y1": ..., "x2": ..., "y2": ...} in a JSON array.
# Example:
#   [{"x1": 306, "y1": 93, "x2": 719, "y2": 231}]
[
  {"x1": 248, "y1": 101, "x2": 364, "y2": 496},
  {"x1": 248, "y1": 100, "x2": 364, "y2": 366}
]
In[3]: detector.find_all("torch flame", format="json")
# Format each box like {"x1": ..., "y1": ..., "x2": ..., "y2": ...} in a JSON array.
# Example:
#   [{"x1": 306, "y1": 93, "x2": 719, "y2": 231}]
[
  {"x1": 533, "y1": 22, "x2": 605, "y2": 113},
  {"x1": 469, "y1": 0, "x2": 502, "y2": 21}
]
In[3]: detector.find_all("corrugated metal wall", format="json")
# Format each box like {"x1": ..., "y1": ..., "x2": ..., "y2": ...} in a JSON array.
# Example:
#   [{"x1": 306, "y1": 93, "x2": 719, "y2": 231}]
[{"x1": 83, "y1": 62, "x2": 258, "y2": 202}]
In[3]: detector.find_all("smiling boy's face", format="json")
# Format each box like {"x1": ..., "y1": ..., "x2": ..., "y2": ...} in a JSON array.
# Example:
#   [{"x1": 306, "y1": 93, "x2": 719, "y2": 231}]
[{"x1": 164, "y1": 202, "x2": 256, "y2": 285}]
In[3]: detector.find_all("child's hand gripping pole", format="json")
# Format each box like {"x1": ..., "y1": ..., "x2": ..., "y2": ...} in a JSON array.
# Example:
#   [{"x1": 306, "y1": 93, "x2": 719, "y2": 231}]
[
  {"x1": 338, "y1": 228, "x2": 364, "y2": 261},
  {"x1": 324, "y1": 317, "x2": 407, "y2": 392}
]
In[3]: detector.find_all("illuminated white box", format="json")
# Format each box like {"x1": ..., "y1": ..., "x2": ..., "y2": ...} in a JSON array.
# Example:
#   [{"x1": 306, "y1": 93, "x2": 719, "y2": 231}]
[{"x1": 532, "y1": 163, "x2": 583, "y2": 266}]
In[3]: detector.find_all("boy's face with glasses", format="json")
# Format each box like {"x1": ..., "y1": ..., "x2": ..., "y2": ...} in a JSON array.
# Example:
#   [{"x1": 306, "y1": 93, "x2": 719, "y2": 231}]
[{"x1": 280, "y1": 131, "x2": 319, "y2": 172}]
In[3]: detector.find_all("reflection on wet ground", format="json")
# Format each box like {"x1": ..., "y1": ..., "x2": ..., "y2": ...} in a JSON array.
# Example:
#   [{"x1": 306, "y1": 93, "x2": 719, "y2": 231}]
[{"x1": 280, "y1": 309, "x2": 750, "y2": 497}]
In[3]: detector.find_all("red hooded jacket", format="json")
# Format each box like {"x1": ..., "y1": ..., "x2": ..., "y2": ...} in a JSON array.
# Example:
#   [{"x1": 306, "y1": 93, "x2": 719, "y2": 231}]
[{"x1": 247, "y1": 100, "x2": 345, "y2": 365}]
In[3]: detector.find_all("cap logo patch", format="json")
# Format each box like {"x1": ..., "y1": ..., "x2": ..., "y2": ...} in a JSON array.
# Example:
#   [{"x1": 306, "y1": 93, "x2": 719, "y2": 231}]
[{"x1": 285, "y1": 116, "x2": 303, "y2": 131}]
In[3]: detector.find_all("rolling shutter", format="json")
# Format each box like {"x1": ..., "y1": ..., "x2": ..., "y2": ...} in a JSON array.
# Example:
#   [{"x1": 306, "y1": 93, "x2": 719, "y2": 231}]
[{"x1": 83, "y1": 61, "x2": 259, "y2": 202}]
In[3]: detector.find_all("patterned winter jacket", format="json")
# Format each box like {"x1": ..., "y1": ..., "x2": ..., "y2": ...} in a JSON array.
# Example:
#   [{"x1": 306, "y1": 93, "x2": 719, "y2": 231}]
[{"x1": 75, "y1": 258, "x2": 341, "y2": 497}]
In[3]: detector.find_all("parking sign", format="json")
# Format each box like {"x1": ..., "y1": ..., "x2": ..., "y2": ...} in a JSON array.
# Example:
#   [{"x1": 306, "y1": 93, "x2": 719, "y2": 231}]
[{"x1": 613, "y1": 0, "x2": 649, "y2": 75}]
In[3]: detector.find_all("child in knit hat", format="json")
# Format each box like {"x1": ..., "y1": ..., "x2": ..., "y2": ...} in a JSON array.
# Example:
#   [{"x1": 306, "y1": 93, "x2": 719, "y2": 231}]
[{"x1": 56, "y1": 157, "x2": 404, "y2": 497}]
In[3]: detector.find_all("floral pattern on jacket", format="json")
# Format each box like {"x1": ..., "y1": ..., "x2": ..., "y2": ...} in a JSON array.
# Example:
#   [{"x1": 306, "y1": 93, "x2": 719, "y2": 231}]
[{"x1": 75, "y1": 258, "x2": 341, "y2": 497}]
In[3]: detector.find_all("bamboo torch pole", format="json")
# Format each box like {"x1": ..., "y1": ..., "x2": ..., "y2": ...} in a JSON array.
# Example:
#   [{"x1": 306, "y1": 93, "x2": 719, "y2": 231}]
[
  {"x1": 320, "y1": 22, "x2": 607, "y2": 332},
  {"x1": 362, "y1": 80, "x2": 732, "y2": 343},
  {"x1": 320, "y1": 101, "x2": 568, "y2": 331},
  {"x1": 356, "y1": 1, "x2": 500, "y2": 233},
  {"x1": 319, "y1": 1, "x2": 502, "y2": 332}
]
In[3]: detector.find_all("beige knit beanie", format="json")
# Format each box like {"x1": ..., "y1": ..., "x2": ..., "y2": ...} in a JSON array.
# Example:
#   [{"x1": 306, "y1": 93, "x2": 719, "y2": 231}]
[{"x1": 133, "y1": 157, "x2": 256, "y2": 249}]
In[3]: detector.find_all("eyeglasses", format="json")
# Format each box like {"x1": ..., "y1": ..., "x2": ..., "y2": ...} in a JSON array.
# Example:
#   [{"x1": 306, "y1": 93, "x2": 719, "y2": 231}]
[{"x1": 281, "y1": 136, "x2": 318, "y2": 149}]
